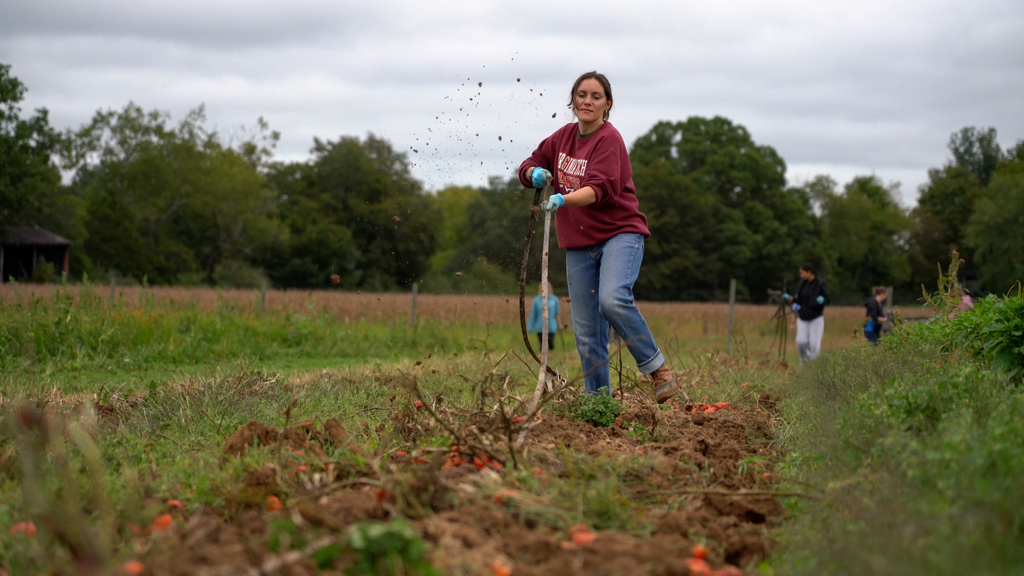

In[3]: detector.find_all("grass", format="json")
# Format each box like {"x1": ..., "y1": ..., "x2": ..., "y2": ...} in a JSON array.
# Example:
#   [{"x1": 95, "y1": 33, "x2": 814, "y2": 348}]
[
  {"x1": 4, "y1": 281, "x2": 952, "y2": 574},
  {"x1": 0, "y1": 283, "x2": 807, "y2": 574},
  {"x1": 772, "y1": 285, "x2": 1024, "y2": 575},
  {"x1": 0, "y1": 282, "x2": 890, "y2": 368}
]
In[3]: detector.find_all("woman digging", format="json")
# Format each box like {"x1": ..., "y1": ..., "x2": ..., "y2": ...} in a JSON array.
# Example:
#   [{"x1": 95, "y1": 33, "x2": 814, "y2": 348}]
[{"x1": 517, "y1": 71, "x2": 680, "y2": 403}]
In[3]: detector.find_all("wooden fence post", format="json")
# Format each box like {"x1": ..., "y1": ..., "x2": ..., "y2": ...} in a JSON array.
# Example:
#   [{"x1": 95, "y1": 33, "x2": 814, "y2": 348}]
[
  {"x1": 409, "y1": 282, "x2": 418, "y2": 327},
  {"x1": 727, "y1": 278, "x2": 737, "y2": 354}
]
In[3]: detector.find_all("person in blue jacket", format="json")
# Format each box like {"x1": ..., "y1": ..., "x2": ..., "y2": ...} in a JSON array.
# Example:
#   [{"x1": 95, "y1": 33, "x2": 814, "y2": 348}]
[
  {"x1": 527, "y1": 282, "x2": 562, "y2": 350},
  {"x1": 782, "y1": 262, "x2": 830, "y2": 364}
]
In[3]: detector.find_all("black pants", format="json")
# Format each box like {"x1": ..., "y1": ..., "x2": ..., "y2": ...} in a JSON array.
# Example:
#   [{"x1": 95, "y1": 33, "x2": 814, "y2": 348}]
[{"x1": 535, "y1": 333, "x2": 555, "y2": 350}]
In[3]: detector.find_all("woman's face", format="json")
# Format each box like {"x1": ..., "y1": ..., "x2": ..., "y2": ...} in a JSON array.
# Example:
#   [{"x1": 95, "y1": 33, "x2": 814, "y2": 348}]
[
  {"x1": 799, "y1": 269, "x2": 814, "y2": 281},
  {"x1": 573, "y1": 78, "x2": 611, "y2": 126}
]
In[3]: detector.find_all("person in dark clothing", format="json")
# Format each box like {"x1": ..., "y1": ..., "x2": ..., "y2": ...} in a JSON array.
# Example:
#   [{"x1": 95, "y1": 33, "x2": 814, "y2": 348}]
[
  {"x1": 782, "y1": 262, "x2": 830, "y2": 364},
  {"x1": 864, "y1": 286, "x2": 888, "y2": 346}
]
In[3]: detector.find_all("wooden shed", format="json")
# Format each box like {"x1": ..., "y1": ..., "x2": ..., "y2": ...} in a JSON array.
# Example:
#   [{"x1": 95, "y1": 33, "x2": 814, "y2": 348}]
[{"x1": 1, "y1": 226, "x2": 72, "y2": 283}]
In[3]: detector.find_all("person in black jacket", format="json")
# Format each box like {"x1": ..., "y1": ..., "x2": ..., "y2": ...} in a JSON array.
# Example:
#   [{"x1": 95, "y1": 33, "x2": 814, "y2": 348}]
[
  {"x1": 864, "y1": 286, "x2": 888, "y2": 346},
  {"x1": 782, "y1": 262, "x2": 830, "y2": 364}
]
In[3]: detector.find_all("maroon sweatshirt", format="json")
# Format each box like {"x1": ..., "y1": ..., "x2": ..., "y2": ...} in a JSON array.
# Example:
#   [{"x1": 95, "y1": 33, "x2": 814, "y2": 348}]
[{"x1": 518, "y1": 121, "x2": 650, "y2": 250}]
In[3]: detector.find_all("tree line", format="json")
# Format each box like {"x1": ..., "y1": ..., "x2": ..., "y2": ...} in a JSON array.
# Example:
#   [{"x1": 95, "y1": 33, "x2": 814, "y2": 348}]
[{"x1": 2, "y1": 63, "x2": 1022, "y2": 303}]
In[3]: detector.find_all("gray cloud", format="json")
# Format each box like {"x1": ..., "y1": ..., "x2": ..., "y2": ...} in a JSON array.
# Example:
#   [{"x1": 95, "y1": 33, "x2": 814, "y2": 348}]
[{"x1": 2, "y1": 0, "x2": 1023, "y2": 204}]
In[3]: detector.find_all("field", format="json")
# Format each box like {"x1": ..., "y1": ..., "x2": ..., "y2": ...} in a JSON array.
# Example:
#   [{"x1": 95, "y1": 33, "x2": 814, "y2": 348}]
[
  {"x1": 0, "y1": 283, "x2": 878, "y2": 358},
  {"x1": 5, "y1": 283, "x2": 1019, "y2": 576}
]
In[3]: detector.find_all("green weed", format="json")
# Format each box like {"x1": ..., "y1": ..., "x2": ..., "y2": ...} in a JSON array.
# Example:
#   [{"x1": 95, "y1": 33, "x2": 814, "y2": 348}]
[
  {"x1": 573, "y1": 387, "x2": 622, "y2": 427},
  {"x1": 347, "y1": 519, "x2": 440, "y2": 576}
]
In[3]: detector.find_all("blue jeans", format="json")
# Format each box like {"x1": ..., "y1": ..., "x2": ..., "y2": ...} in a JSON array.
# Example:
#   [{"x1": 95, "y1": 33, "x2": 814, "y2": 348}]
[{"x1": 565, "y1": 233, "x2": 665, "y2": 394}]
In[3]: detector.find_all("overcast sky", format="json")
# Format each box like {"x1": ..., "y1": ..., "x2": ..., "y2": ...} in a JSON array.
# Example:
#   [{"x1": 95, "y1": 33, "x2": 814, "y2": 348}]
[{"x1": 3, "y1": 0, "x2": 1023, "y2": 206}]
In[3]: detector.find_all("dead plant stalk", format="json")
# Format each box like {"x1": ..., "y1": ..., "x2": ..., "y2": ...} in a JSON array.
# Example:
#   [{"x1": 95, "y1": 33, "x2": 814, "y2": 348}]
[{"x1": 519, "y1": 183, "x2": 554, "y2": 445}]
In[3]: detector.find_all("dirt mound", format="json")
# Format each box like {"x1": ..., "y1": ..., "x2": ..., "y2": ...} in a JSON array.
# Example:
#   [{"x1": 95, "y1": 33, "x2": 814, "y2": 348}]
[
  {"x1": 223, "y1": 418, "x2": 349, "y2": 457},
  {"x1": 135, "y1": 388, "x2": 784, "y2": 575}
]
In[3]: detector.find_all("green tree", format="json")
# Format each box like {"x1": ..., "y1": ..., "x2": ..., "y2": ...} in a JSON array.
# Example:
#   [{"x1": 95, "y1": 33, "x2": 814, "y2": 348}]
[
  {"x1": 907, "y1": 165, "x2": 981, "y2": 288},
  {"x1": 906, "y1": 127, "x2": 1005, "y2": 289},
  {"x1": 631, "y1": 159, "x2": 727, "y2": 300},
  {"x1": 949, "y1": 126, "x2": 1002, "y2": 186},
  {"x1": 816, "y1": 175, "x2": 910, "y2": 299},
  {"x1": 256, "y1": 160, "x2": 359, "y2": 289},
  {"x1": 629, "y1": 116, "x2": 817, "y2": 301},
  {"x1": 435, "y1": 176, "x2": 558, "y2": 294},
  {"x1": 65, "y1": 103, "x2": 284, "y2": 284},
  {"x1": 630, "y1": 116, "x2": 787, "y2": 209},
  {"x1": 433, "y1": 185, "x2": 481, "y2": 252},
  {"x1": 310, "y1": 133, "x2": 439, "y2": 290},
  {"x1": 964, "y1": 142, "x2": 1024, "y2": 293},
  {"x1": 0, "y1": 63, "x2": 64, "y2": 228}
]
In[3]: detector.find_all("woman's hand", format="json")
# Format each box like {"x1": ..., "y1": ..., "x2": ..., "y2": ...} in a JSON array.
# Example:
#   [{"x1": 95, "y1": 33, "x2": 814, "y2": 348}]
[
  {"x1": 531, "y1": 168, "x2": 553, "y2": 189},
  {"x1": 542, "y1": 193, "x2": 565, "y2": 212}
]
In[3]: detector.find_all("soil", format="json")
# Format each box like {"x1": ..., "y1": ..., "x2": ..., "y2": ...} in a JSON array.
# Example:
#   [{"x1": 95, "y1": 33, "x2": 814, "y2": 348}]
[{"x1": 134, "y1": 390, "x2": 785, "y2": 576}]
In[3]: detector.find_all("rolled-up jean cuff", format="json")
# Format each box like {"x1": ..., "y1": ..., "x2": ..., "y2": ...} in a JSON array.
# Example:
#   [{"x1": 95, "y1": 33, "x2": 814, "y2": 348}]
[{"x1": 636, "y1": 351, "x2": 665, "y2": 375}]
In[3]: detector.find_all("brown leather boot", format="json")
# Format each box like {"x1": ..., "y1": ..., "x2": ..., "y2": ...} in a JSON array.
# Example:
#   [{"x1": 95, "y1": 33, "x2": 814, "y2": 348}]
[{"x1": 651, "y1": 364, "x2": 682, "y2": 404}]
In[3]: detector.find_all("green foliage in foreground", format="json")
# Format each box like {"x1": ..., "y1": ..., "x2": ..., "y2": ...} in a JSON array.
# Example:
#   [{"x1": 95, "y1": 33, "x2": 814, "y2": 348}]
[
  {"x1": 776, "y1": 288, "x2": 1024, "y2": 575},
  {"x1": 574, "y1": 386, "x2": 622, "y2": 427},
  {"x1": 347, "y1": 519, "x2": 440, "y2": 576}
]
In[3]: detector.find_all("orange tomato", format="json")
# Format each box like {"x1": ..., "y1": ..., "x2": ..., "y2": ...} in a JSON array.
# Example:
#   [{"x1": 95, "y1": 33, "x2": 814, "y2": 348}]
[
  {"x1": 568, "y1": 523, "x2": 596, "y2": 546},
  {"x1": 489, "y1": 560, "x2": 513, "y2": 576},
  {"x1": 122, "y1": 560, "x2": 146, "y2": 575},
  {"x1": 265, "y1": 495, "x2": 283, "y2": 511},
  {"x1": 166, "y1": 499, "x2": 184, "y2": 511},
  {"x1": 691, "y1": 542, "x2": 708, "y2": 559},
  {"x1": 9, "y1": 521, "x2": 36, "y2": 537},
  {"x1": 150, "y1": 513, "x2": 173, "y2": 532},
  {"x1": 494, "y1": 489, "x2": 516, "y2": 504},
  {"x1": 685, "y1": 557, "x2": 712, "y2": 575}
]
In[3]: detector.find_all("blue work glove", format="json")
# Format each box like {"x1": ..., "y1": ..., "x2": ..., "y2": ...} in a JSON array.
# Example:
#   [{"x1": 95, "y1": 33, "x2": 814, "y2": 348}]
[
  {"x1": 531, "y1": 168, "x2": 553, "y2": 189},
  {"x1": 782, "y1": 293, "x2": 790, "y2": 301},
  {"x1": 816, "y1": 295, "x2": 825, "y2": 305},
  {"x1": 542, "y1": 193, "x2": 565, "y2": 212},
  {"x1": 792, "y1": 303, "x2": 801, "y2": 312}
]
